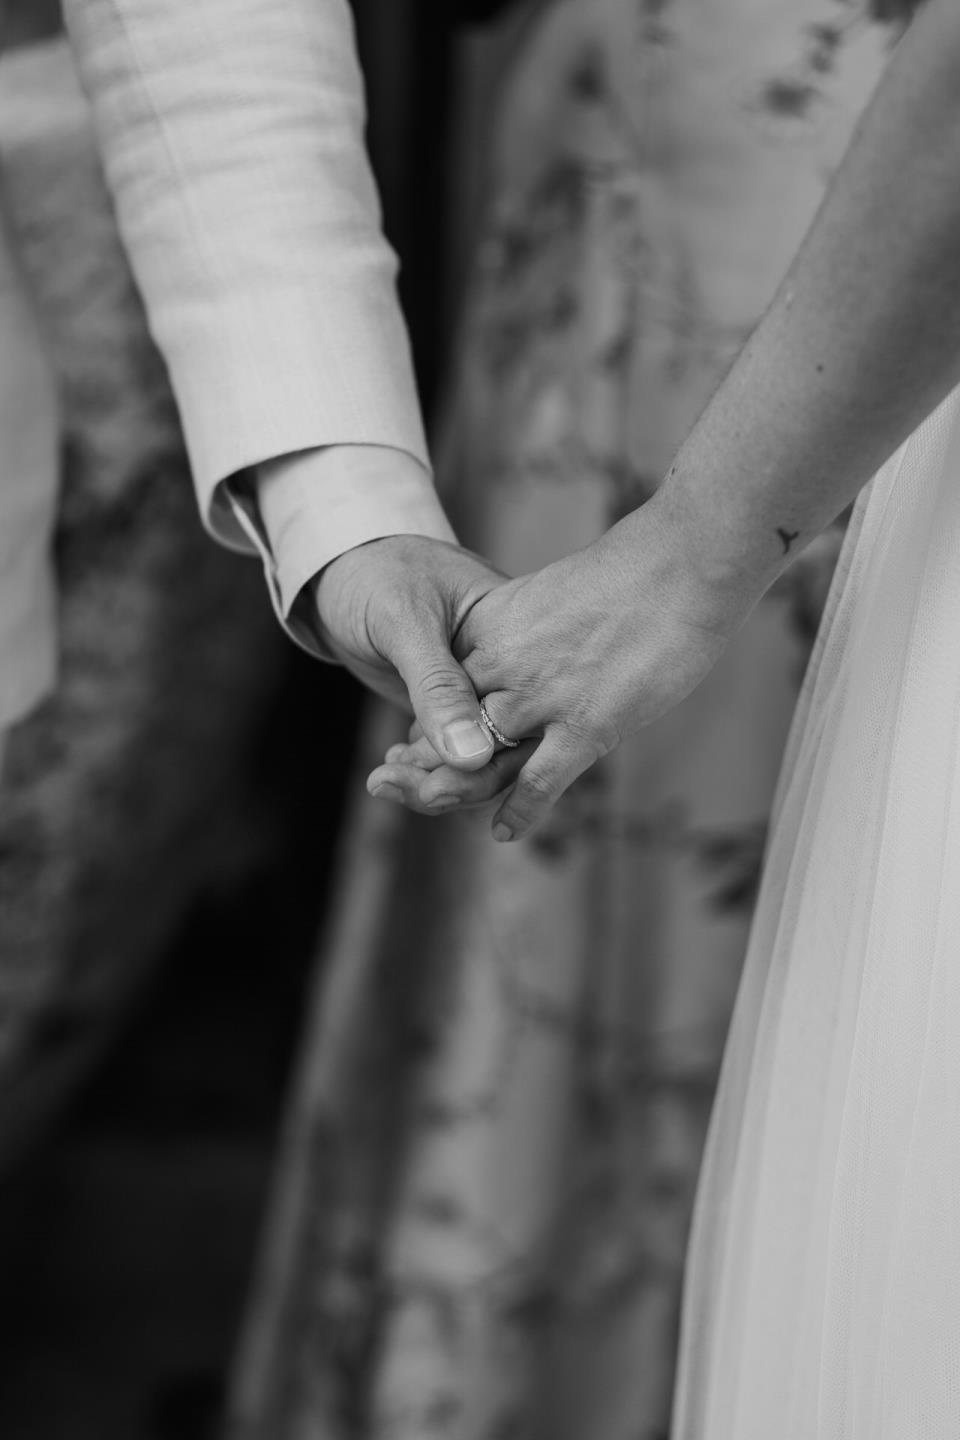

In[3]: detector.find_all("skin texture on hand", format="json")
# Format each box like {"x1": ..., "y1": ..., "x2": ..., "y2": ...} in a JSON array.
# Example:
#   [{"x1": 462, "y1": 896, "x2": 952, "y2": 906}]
[
  {"x1": 313, "y1": 534, "x2": 505, "y2": 771},
  {"x1": 366, "y1": 494, "x2": 750, "y2": 841}
]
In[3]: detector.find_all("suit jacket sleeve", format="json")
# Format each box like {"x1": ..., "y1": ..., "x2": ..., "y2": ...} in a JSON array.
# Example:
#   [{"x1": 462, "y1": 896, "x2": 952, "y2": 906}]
[{"x1": 62, "y1": 0, "x2": 455, "y2": 651}]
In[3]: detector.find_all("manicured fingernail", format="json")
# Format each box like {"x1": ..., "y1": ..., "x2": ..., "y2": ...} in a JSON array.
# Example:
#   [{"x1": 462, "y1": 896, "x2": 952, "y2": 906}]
[
  {"x1": 370, "y1": 782, "x2": 404, "y2": 804},
  {"x1": 427, "y1": 794, "x2": 461, "y2": 813},
  {"x1": 492, "y1": 822, "x2": 513, "y2": 843},
  {"x1": 443, "y1": 720, "x2": 492, "y2": 760}
]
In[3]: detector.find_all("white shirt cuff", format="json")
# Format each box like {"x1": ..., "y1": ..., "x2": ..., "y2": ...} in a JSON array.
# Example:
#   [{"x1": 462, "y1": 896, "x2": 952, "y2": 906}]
[{"x1": 226, "y1": 443, "x2": 458, "y2": 661}]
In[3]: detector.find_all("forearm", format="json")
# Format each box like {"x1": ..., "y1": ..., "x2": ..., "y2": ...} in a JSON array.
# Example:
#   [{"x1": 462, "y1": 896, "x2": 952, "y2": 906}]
[
  {"x1": 641, "y1": 0, "x2": 960, "y2": 616},
  {"x1": 63, "y1": 0, "x2": 431, "y2": 539}
]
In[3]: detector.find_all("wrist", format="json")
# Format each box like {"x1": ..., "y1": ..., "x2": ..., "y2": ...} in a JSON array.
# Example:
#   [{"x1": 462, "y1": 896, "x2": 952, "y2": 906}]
[
  {"x1": 313, "y1": 533, "x2": 456, "y2": 608},
  {"x1": 611, "y1": 482, "x2": 770, "y2": 643},
  {"x1": 257, "y1": 445, "x2": 457, "y2": 621}
]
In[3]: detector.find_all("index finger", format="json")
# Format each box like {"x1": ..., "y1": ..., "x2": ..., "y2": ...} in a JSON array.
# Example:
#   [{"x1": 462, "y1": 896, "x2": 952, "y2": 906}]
[{"x1": 368, "y1": 741, "x2": 534, "y2": 815}]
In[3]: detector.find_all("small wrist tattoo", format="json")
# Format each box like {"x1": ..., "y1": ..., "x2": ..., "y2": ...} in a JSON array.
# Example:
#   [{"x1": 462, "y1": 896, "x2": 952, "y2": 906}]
[{"x1": 776, "y1": 526, "x2": 800, "y2": 555}]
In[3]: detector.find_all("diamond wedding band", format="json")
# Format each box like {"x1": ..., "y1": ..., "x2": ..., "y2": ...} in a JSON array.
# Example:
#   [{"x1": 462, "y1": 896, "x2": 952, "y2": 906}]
[{"x1": 479, "y1": 698, "x2": 520, "y2": 749}]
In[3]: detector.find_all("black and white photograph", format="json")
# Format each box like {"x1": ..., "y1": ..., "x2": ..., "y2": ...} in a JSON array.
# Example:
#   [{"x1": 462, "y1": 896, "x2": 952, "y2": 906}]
[{"x1": 0, "y1": 0, "x2": 955, "y2": 1436}]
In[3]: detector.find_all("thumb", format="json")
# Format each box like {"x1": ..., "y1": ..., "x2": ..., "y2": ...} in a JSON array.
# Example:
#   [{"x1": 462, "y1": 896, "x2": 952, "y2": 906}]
[{"x1": 394, "y1": 630, "x2": 494, "y2": 771}]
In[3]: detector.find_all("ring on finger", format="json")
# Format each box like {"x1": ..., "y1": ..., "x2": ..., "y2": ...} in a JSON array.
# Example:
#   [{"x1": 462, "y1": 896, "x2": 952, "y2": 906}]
[{"x1": 479, "y1": 698, "x2": 520, "y2": 749}]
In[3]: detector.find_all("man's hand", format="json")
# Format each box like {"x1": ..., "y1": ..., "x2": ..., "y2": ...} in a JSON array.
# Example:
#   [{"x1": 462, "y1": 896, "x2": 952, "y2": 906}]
[{"x1": 313, "y1": 534, "x2": 505, "y2": 771}]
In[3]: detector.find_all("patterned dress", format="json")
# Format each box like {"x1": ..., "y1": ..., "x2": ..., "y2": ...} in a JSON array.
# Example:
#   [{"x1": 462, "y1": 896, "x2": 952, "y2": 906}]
[{"x1": 231, "y1": 3, "x2": 914, "y2": 1437}]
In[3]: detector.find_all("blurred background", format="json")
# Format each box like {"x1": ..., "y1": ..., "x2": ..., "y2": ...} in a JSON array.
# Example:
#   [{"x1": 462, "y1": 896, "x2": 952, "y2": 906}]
[
  {"x1": 0, "y1": 2, "x2": 471, "y2": 1434},
  {"x1": 0, "y1": 1, "x2": 898, "y2": 1437}
]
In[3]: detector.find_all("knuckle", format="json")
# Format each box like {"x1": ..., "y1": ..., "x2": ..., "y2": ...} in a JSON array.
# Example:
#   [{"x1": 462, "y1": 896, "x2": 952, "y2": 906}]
[
  {"x1": 562, "y1": 713, "x2": 615, "y2": 764},
  {"x1": 459, "y1": 619, "x2": 492, "y2": 661},
  {"x1": 516, "y1": 766, "x2": 559, "y2": 806},
  {"x1": 417, "y1": 664, "x2": 470, "y2": 704},
  {"x1": 462, "y1": 637, "x2": 503, "y2": 693}
]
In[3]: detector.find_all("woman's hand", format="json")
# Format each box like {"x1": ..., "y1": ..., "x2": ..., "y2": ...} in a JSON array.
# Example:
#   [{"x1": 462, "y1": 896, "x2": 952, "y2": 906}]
[{"x1": 367, "y1": 494, "x2": 758, "y2": 840}]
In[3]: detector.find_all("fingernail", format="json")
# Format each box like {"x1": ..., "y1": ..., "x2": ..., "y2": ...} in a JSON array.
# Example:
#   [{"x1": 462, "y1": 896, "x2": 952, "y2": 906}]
[
  {"x1": 385, "y1": 744, "x2": 406, "y2": 763},
  {"x1": 370, "y1": 782, "x2": 404, "y2": 804},
  {"x1": 443, "y1": 720, "x2": 492, "y2": 760},
  {"x1": 427, "y1": 794, "x2": 461, "y2": 813},
  {"x1": 492, "y1": 822, "x2": 513, "y2": 843}
]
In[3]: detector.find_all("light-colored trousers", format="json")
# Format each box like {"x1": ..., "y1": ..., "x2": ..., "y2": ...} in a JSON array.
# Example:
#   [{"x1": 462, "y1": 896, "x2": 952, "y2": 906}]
[{"x1": 0, "y1": 175, "x2": 59, "y2": 731}]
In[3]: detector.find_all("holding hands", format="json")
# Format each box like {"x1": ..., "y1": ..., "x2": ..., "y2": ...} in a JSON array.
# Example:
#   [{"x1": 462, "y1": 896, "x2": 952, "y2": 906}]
[
  {"x1": 360, "y1": 0, "x2": 960, "y2": 844},
  {"x1": 366, "y1": 494, "x2": 755, "y2": 841},
  {"x1": 313, "y1": 534, "x2": 503, "y2": 772}
]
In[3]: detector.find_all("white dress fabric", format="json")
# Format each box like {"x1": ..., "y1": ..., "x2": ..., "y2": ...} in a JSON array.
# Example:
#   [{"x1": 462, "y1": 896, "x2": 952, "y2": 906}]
[{"x1": 673, "y1": 385, "x2": 960, "y2": 1439}]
